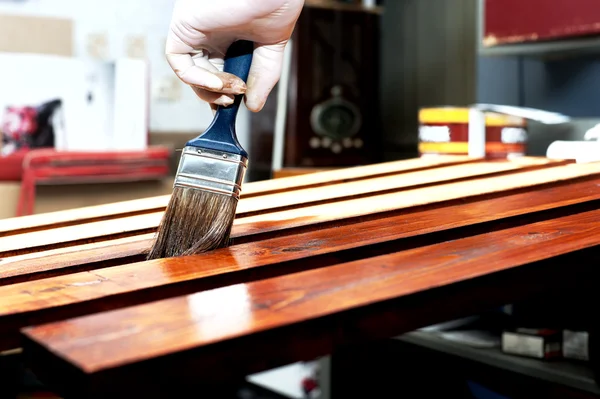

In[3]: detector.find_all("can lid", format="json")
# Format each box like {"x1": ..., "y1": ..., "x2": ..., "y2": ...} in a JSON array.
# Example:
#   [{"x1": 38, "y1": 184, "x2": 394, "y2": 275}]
[{"x1": 419, "y1": 107, "x2": 526, "y2": 127}]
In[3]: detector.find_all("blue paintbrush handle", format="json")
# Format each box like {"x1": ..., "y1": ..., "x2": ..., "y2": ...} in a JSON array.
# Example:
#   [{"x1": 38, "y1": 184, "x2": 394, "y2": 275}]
[{"x1": 186, "y1": 40, "x2": 254, "y2": 157}]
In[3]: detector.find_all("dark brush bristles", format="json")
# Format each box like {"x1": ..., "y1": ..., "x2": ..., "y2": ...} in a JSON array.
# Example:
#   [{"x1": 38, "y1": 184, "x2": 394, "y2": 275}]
[{"x1": 146, "y1": 187, "x2": 238, "y2": 259}]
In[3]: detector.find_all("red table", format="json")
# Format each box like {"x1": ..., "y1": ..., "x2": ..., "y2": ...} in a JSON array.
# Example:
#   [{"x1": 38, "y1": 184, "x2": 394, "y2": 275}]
[{"x1": 0, "y1": 147, "x2": 171, "y2": 216}]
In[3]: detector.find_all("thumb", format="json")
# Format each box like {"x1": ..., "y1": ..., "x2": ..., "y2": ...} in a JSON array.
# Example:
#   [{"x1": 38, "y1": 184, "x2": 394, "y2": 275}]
[{"x1": 245, "y1": 41, "x2": 288, "y2": 112}]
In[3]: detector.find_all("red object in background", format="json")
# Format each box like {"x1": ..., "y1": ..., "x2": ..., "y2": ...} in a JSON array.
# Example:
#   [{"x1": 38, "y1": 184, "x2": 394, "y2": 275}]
[
  {"x1": 484, "y1": 0, "x2": 600, "y2": 46},
  {"x1": 1, "y1": 106, "x2": 38, "y2": 141},
  {"x1": 301, "y1": 377, "x2": 318, "y2": 394},
  {"x1": 0, "y1": 149, "x2": 28, "y2": 181},
  {"x1": 0, "y1": 146, "x2": 171, "y2": 216}
]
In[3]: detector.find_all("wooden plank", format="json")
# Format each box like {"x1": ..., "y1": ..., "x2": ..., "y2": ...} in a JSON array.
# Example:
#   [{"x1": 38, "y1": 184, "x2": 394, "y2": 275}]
[
  {"x1": 20, "y1": 208, "x2": 600, "y2": 397},
  {"x1": 1, "y1": 176, "x2": 599, "y2": 350},
  {"x1": 0, "y1": 155, "x2": 475, "y2": 237},
  {"x1": 234, "y1": 162, "x2": 600, "y2": 229},
  {"x1": 0, "y1": 159, "x2": 585, "y2": 258},
  {"x1": 241, "y1": 154, "x2": 476, "y2": 195},
  {"x1": 0, "y1": 196, "x2": 169, "y2": 238},
  {"x1": 0, "y1": 235, "x2": 153, "y2": 284},
  {"x1": 0, "y1": 158, "x2": 562, "y2": 257},
  {"x1": 235, "y1": 158, "x2": 562, "y2": 216},
  {"x1": 0, "y1": 213, "x2": 161, "y2": 257},
  {"x1": 272, "y1": 167, "x2": 336, "y2": 178},
  {"x1": 1, "y1": 161, "x2": 598, "y2": 278}
]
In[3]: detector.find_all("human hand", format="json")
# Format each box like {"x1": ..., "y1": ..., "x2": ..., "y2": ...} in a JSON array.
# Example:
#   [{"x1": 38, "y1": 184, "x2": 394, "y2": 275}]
[{"x1": 166, "y1": 0, "x2": 304, "y2": 112}]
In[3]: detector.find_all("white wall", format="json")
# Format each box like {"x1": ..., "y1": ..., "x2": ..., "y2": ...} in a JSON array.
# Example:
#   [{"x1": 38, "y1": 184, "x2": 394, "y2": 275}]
[{"x1": 0, "y1": 0, "x2": 251, "y2": 149}]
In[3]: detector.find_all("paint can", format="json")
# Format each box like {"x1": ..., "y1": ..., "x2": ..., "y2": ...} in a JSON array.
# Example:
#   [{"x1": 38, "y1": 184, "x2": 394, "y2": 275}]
[{"x1": 418, "y1": 107, "x2": 527, "y2": 159}]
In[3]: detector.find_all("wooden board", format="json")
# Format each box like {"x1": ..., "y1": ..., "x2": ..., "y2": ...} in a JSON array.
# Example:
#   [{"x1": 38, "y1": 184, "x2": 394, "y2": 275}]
[
  {"x1": 21, "y1": 209, "x2": 600, "y2": 397},
  {"x1": 0, "y1": 155, "x2": 474, "y2": 237},
  {"x1": 3, "y1": 176, "x2": 599, "y2": 350},
  {"x1": 1, "y1": 159, "x2": 592, "y2": 284},
  {"x1": 0, "y1": 157, "x2": 572, "y2": 258},
  {"x1": 0, "y1": 155, "x2": 598, "y2": 398}
]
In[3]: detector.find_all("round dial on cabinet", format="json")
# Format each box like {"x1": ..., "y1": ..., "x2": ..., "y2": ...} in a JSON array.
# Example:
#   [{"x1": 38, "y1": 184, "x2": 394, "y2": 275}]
[{"x1": 310, "y1": 86, "x2": 362, "y2": 142}]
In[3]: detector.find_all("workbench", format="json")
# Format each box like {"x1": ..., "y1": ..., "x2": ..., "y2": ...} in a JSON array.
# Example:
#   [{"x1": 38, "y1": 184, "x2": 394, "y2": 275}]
[{"x1": 0, "y1": 155, "x2": 599, "y2": 398}]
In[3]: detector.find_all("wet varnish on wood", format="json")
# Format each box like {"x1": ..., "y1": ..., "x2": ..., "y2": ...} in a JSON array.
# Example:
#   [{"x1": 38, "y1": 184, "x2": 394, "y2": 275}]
[{"x1": 0, "y1": 155, "x2": 598, "y2": 398}]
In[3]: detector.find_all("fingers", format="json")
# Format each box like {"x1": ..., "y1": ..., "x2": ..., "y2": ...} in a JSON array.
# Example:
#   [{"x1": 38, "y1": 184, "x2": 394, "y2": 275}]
[
  {"x1": 212, "y1": 71, "x2": 248, "y2": 95},
  {"x1": 166, "y1": 27, "x2": 289, "y2": 111},
  {"x1": 245, "y1": 41, "x2": 288, "y2": 112},
  {"x1": 166, "y1": 52, "x2": 224, "y2": 91},
  {"x1": 191, "y1": 86, "x2": 234, "y2": 108},
  {"x1": 166, "y1": 37, "x2": 248, "y2": 95}
]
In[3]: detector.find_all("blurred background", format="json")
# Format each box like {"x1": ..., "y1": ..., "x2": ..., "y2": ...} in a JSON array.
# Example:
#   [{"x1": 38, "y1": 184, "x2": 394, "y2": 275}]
[
  {"x1": 4, "y1": 1, "x2": 600, "y2": 398},
  {"x1": 1, "y1": 0, "x2": 600, "y2": 218}
]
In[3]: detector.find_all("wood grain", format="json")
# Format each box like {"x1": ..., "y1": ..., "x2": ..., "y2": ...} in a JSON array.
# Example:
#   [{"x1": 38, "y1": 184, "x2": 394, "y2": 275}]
[
  {"x1": 0, "y1": 235, "x2": 153, "y2": 284},
  {"x1": 0, "y1": 159, "x2": 591, "y2": 259},
  {"x1": 234, "y1": 162, "x2": 600, "y2": 231},
  {"x1": 0, "y1": 164, "x2": 596, "y2": 285},
  {"x1": 0, "y1": 155, "x2": 474, "y2": 237},
  {"x1": 20, "y1": 208, "x2": 600, "y2": 397},
  {"x1": 0, "y1": 158, "x2": 561, "y2": 257},
  {"x1": 0, "y1": 196, "x2": 169, "y2": 238},
  {"x1": 235, "y1": 157, "x2": 563, "y2": 216},
  {"x1": 0, "y1": 157, "x2": 595, "y2": 397},
  {"x1": 1, "y1": 177, "x2": 599, "y2": 350},
  {"x1": 242, "y1": 154, "x2": 477, "y2": 195},
  {"x1": 0, "y1": 212, "x2": 161, "y2": 257}
]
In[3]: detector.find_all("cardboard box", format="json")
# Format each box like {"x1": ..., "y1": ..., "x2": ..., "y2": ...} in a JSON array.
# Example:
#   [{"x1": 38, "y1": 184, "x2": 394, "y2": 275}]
[
  {"x1": 0, "y1": 14, "x2": 72, "y2": 56},
  {"x1": 502, "y1": 328, "x2": 562, "y2": 359},
  {"x1": 563, "y1": 330, "x2": 590, "y2": 361}
]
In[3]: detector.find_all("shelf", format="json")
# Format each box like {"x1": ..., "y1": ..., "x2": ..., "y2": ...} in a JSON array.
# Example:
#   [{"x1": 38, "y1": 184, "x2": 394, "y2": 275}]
[
  {"x1": 479, "y1": 36, "x2": 600, "y2": 59},
  {"x1": 246, "y1": 362, "x2": 308, "y2": 399},
  {"x1": 396, "y1": 331, "x2": 600, "y2": 395}
]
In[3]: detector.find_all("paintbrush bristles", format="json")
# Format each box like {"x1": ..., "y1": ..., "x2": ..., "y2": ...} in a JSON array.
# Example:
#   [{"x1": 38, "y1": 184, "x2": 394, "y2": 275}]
[{"x1": 147, "y1": 188, "x2": 238, "y2": 259}]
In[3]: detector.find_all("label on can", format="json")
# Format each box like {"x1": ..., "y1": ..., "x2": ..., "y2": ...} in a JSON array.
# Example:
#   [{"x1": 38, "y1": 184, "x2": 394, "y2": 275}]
[{"x1": 418, "y1": 107, "x2": 527, "y2": 159}]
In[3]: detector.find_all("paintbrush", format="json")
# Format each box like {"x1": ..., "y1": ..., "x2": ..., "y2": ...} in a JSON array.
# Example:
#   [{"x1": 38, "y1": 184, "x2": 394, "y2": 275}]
[{"x1": 147, "y1": 39, "x2": 254, "y2": 259}]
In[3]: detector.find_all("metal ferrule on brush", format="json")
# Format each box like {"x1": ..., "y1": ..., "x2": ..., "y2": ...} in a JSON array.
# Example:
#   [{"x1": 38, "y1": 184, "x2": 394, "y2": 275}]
[{"x1": 174, "y1": 146, "x2": 248, "y2": 200}]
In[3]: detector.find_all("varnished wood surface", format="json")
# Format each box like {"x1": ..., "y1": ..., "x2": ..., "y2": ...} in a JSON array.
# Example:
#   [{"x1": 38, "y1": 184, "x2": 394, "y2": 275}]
[
  {"x1": 0, "y1": 159, "x2": 590, "y2": 259},
  {"x1": 2, "y1": 162, "x2": 599, "y2": 284},
  {"x1": 0, "y1": 155, "x2": 597, "y2": 397},
  {"x1": 0, "y1": 158, "x2": 499, "y2": 255},
  {"x1": 0, "y1": 212, "x2": 162, "y2": 257},
  {"x1": 0, "y1": 196, "x2": 168, "y2": 238},
  {"x1": 1, "y1": 234, "x2": 153, "y2": 284},
  {"x1": 0, "y1": 155, "x2": 474, "y2": 237},
  {"x1": 1, "y1": 176, "x2": 599, "y2": 351},
  {"x1": 0, "y1": 157, "x2": 556, "y2": 256},
  {"x1": 21, "y1": 208, "x2": 600, "y2": 397}
]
